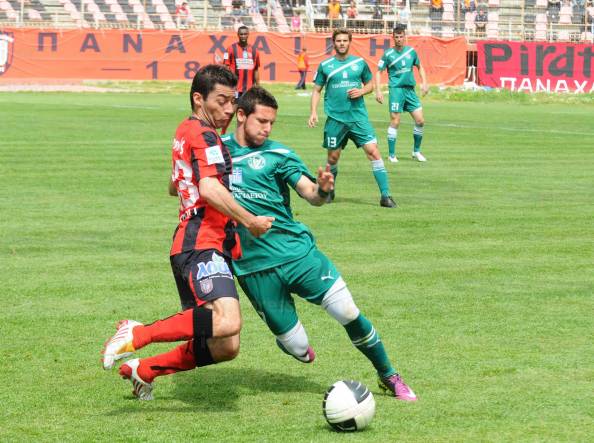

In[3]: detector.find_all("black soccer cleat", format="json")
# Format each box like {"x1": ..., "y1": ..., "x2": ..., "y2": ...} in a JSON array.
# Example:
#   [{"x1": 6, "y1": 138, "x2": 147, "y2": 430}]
[{"x1": 380, "y1": 196, "x2": 397, "y2": 208}]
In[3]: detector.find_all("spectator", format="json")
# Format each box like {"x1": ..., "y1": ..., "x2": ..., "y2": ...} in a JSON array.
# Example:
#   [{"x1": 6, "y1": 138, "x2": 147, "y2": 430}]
[
  {"x1": 347, "y1": 1, "x2": 358, "y2": 19},
  {"x1": 395, "y1": 3, "x2": 410, "y2": 27},
  {"x1": 327, "y1": 0, "x2": 341, "y2": 20},
  {"x1": 175, "y1": 1, "x2": 190, "y2": 28},
  {"x1": 587, "y1": 0, "x2": 594, "y2": 33},
  {"x1": 291, "y1": 13, "x2": 301, "y2": 32},
  {"x1": 429, "y1": 0, "x2": 444, "y2": 36},
  {"x1": 295, "y1": 47, "x2": 309, "y2": 89},
  {"x1": 232, "y1": 0, "x2": 244, "y2": 15},
  {"x1": 548, "y1": 0, "x2": 561, "y2": 23},
  {"x1": 475, "y1": 7, "x2": 487, "y2": 36},
  {"x1": 461, "y1": 0, "x2": 476, "y2": 12}
]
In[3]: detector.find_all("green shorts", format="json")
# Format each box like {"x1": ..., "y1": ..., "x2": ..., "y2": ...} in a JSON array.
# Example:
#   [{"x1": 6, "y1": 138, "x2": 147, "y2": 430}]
[
  {"x1": 388, "y1": 86, "x2": 422, "y2": 114},
  {"x1": 236, "y1": 247, "x2": 340, "y2": 335},
  {"x1": 322, "y1": 117, "x2": 377, "y2": 150}
]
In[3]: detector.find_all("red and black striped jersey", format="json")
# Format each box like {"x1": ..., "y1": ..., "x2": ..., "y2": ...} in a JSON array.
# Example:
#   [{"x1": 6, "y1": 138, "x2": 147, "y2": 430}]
[
  {"x1": 170, "y1": 117, "x2": 240, "y2": 259},
  {"x1": 223, "y1": 43, "x2": 260, "y2": 93}
]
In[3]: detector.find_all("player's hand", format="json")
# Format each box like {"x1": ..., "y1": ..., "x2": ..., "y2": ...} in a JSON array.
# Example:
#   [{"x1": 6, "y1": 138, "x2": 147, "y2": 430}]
[
  {"x1": 347, "y1": 88, "x2": 364, "y2": 99},
  {"x1": 308, "y1": 113, "x2": 318, "y2": 128},
  {"x1": 317, "y1": 164, "x2": 334, "y2": 193},
  {"x1": 247, "y1": 215, "x2": 275, "y2": 238},
  {"x1": 421, "y1": 84, "x2": 429, "y2": 97},
  {"x1": 375, "y1": 92, "x2": 384, "y2": 104}
]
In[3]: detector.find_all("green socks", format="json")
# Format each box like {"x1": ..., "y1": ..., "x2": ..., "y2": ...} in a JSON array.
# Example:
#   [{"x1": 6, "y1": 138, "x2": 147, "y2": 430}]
[
  {"x1": 371, "y1": 159, "x2": 390, "y2": 197},
  {"x1": 413, "y1": 124, "x2": 423, "y2": 153},
  {"x1": 344, "y1": 314, "x2": 396, "y2": 378}
]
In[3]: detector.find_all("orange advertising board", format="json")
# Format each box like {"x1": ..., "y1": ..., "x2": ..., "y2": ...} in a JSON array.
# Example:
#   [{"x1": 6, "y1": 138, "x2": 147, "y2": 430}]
[{"x1": 0, "y1": 28, "x2": 467, "y2": 85}]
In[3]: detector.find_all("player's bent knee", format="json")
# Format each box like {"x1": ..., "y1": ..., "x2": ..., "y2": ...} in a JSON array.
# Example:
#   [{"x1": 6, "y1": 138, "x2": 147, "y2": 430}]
[
  {"x1": 321, "y1": 278, "x2": 360, "y2": 326},
  {"x1": 208, "y1": 335, "x2": 240, "y2": 362},
  {"x1": 210, "y1": 297, "x2": 242, "y2": 338},
  {"x1": 276, "y1": 321, "x2": 310, "y2": 357}
]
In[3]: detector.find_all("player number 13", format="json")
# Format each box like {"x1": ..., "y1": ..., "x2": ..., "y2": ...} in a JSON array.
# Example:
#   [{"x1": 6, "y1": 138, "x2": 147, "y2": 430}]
[{"x1": 327, "y1": 136, "x2": 337, "y2": 148}]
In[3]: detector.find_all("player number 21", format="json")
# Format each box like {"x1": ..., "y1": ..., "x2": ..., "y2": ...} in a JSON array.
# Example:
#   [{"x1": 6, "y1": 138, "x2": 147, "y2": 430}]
[{"x1": 327, "y1": 136, "x2": 337, "y2": 148}]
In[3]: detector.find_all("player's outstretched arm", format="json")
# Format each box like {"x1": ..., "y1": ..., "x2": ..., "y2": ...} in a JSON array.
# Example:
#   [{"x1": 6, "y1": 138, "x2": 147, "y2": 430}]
[
  {"x1": 308, "y1": 85, "x2": 323, "y2": 127},
  {"x1": 294, "y1": 165, "x2": 334, "y2": 206},
  {"x1": 199, "y1": 177, "x2": 274, "y2": 237},
  {"x1": 374, "y1": 71, "x2": 384, "y2": 104}
]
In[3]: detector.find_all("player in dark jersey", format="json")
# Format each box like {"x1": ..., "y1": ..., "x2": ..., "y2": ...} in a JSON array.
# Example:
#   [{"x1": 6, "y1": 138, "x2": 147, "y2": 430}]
[
  {"x1": 221, "y1": 26, "x2": 261, "y2": 135},
  {"x1": 101, "y1": 65, "x2": 274, "y2": 400}
]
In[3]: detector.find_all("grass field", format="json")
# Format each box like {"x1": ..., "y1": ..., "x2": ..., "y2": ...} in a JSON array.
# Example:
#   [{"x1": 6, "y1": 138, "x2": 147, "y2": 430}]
[{"x1": 1, "y1": 84, "x2": 593, "y2": 442}]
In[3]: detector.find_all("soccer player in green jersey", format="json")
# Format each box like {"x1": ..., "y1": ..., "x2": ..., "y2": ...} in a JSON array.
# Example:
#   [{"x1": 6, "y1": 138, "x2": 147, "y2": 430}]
[
  {"x1": 223, "y1": 86, "x2": 417, "y2": 401},
  {"x1": 375, "y1": 23, "x2": 429, "y2": 163},
  {"x1": 308, "y1": 28, "x2": 396, "y2": 208}
]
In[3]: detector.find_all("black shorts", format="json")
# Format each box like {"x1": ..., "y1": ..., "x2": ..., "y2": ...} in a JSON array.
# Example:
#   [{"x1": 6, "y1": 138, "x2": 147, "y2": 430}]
[{"x1": 170, "y1": 249, "x2": 239, "y2": 310}]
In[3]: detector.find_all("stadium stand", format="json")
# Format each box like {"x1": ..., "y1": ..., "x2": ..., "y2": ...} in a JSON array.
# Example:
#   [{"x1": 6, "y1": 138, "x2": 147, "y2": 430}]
[{"x1": 0, "y1": 0, "x2": 592, "y2": 41}]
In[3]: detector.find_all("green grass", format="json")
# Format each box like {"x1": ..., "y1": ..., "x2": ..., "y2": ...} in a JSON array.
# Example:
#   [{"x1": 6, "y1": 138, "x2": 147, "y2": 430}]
[{"x1": 1, "y1": 84, "x2": 593, "y2": 442}]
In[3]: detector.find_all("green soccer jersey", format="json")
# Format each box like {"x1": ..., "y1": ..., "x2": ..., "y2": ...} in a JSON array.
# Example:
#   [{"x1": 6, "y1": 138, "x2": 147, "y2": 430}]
[
  {"x1": 314, "y1": 54, "x2": 373, "y2": 123},
  {"x1": 223, "y1": 134, "x2": 317, "y2": 276},
  {"x1": 377, "y1": 46, "x2": 420, "y2": 88}
]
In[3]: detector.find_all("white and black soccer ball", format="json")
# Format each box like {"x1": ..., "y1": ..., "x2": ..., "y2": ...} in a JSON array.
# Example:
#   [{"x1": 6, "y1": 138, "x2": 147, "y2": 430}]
[{"x1": 322, "y1": 380, "x2": 376, "y2": 432}]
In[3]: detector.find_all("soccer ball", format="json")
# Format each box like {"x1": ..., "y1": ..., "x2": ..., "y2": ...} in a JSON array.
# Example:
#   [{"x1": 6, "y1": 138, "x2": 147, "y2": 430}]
[{"x1": 322, "y1": 380, "x2": 376, "y2": 432}]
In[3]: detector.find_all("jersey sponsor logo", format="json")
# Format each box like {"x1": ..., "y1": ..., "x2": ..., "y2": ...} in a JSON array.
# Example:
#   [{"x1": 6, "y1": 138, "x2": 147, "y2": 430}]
[
  {"x1": 196, "y1": 254, "x2": 233, "y2": 280},
  {"x1": 231, "y1": 167, "x2": 243, "y2": 185},
  {"x1": 0, "y1": 32, "x2": 14, "y2": 76},
  {"x1": 205, "y1": 145, "x2": 225, "y2": 165},
  {"x1": 172, "y1": 137, "x2": 185, "y2": 154},
  {"x1": 342, "y1": 71, "x2": 348, "y2": 79},
  {"x1": 236, "y1": 58, "x2": 254, "y2": 70},
  {"x1": 321, "y1": 270, "x2": 335, "y2": 281},
  {"x1": 247, "y1": 154, "x2": 266, "y2": 170},
  {"x1": 223, "y1": 52, "x2": 229, "y2": 60},
  {"x1": 233, "y1": 190, "x2": 268, "y2": 200}
]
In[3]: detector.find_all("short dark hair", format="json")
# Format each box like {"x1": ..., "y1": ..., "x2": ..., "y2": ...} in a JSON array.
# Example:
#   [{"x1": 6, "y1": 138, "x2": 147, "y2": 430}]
[
  {"x1": 393, "y1": 23, "x2": 407, "y2": 34},
  {"x1": 237, "y1": 25, "x2": 249, "y2": 33},
  {"x1": 190, "y1": 64, "x2": 237, "y2": 111},
  {"x1": 237, "y1": 86, "x2": 278, "y2": 117},
  {"x1": 332, "y1": 28, "x2": 352, "y2": 42}
]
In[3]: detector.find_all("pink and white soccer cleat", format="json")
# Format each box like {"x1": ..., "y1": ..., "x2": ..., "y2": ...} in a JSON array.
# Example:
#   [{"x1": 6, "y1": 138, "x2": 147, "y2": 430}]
[{"x1": 378, "y1": 374, "x2": 418, "y2": 402}]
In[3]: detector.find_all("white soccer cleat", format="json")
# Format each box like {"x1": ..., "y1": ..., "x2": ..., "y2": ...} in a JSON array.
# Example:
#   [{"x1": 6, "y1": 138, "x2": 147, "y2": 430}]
[
  {"x1": 388, "y1": 155, "x2": 399, "y2": 163},
  {"x1": 120, "y1": 358, "x2": 154, "y2": 401},
  {"x1": 412, "y1": 151, "x2": 427, "y2": 162},
  {"x1": 102, "y1": 319, "x2": 142, "y2": 370}
]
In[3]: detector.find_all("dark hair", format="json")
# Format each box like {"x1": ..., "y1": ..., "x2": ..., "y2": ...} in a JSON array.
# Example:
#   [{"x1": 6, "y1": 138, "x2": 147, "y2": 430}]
[
  {"x1": 332, "y1": 27, "x2": 352, "y2": 42},
  {"x1": 393, "y1": 23, "x2": 407, "y2": 34},
  {"x1": 236, "y1": 86, "x2": 278, "y2": 117},
  {"x1": 237, "y1": 25, "x2": 249, "y2": 33},
  {"x1": 190, "y1": 64, "x2": 237, "y2": 111}
]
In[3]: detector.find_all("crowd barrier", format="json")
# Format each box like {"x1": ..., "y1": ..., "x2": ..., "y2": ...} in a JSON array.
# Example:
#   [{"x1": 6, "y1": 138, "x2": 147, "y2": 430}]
[{"x1": 0, "y1": 28, "x2": 467, "y2": 85}]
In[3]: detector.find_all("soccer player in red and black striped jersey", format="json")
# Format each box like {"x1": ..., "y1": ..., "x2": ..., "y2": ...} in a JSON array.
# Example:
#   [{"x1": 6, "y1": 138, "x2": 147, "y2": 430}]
[
  {"x1": 224, "y1": 26, "x2": 260, "y2": 98},
  {"x1": 101, "y1": 65, "x2": 273, "y2": 400},
  {"x1": 221, "y1": 26, "x2": 260, "y2": 134}
]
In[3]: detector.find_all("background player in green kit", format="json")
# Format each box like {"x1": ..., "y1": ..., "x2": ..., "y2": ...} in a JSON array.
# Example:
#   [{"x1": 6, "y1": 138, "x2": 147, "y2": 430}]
[
  {"x1": 223, "y1": 86, "x2": 417, "y2": 401},
  {"x1": 308, "y1": 28, "x2": 396, "y2": 208},
  {"x1": 375, "y1": 24, "x2": 429, "y2": 163}
]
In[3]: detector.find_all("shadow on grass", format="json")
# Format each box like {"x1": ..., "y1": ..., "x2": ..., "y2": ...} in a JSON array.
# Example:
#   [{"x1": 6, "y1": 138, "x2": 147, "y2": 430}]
[{"x1": 106, "y1": 366, "x2": 325, "y2": 415}]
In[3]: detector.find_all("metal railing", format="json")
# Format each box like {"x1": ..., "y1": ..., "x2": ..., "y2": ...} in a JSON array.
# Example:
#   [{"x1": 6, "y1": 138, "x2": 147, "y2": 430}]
[{"x1": 1, "y1": 0, "x2": 593, "y2": 43}]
